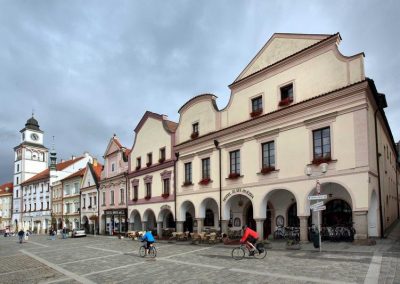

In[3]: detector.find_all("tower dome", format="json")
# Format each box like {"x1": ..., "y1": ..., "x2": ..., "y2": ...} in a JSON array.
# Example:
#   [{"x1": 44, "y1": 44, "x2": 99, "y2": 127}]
[{"x1": 25, "y1": 116, "x2": 40, "y2": 131}]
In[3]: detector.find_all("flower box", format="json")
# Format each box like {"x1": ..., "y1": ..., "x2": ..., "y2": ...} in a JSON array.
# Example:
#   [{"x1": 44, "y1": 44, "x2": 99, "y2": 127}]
[
  {"x1": 312, "y1": 156, "x2": 332, "y2": 165},
  {"x1": 278, "y1": 97, "x2": 293, "y2": 107},
  {"x1": 261, "y1": 166, "x2": 275, "y2": 174},
  {"x1": 190, "y1": 132, "x2": 199, "y2": 139},
  {"x1": 146, "y1": 162, "x2": 152, "y2": 167},
  {"x1": 144, "y1": 196, "x2": 151, "y2": 200},
  {"x1": 132, "y1": 197, "x2": 138, "y2": 202},
  {"x1": 228, "y1": 173, "x2": 240, "y2": 179},
  {"x1": 161, "y1": 193, "x2": 170, "y2": 198},
  {"x1": 158, "y1": 158, "x2": 165, "y2": 163},
  {"x1": 183, "y1": 181, "x2": 193, "y2": 187},
  {"x1": 199, "y1": 178, "x2": 211, "y2": 185},
  {"x1": 250, "y1": 109, "x2": 263, "y2": 118},
  {"x1": 135, "y1": 166, "x2": 141, "y2": 171}
]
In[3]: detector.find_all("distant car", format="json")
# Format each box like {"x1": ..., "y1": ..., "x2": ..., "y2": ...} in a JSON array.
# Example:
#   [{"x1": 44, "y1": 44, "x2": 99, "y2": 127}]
[{"x1": 72, "y1": 229, "x2": 86, "y2": 238}]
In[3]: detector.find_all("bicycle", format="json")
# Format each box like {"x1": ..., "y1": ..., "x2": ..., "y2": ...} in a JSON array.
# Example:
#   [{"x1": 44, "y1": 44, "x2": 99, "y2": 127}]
[
  {"x1": 231, "y1": 242, "x2": 267, "y2": 260},
  {"x1": 139, "y1": 242, "x2": 157, "y2": 258}
]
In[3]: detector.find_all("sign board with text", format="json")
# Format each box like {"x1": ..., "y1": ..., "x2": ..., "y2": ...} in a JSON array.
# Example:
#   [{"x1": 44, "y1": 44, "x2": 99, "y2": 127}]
[
  {"x1": 312, "y1": 206, "x2": 326, "y2": 212},
  {"x1": 310, "y1": 201, "x2": 324, "y2": 209},
  {"x1": 308, "y1": 195, "x2": 327, "y2": 200}
]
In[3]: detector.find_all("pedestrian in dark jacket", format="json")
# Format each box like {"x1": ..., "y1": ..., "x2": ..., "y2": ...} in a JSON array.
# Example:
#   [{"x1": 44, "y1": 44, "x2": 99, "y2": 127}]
[{"x1": 18, "y1": 229, "x2": 24, "y2": 244}]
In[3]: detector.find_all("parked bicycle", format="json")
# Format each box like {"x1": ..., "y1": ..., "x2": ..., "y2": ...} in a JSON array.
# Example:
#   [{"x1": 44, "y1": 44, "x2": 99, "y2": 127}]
[
  {"x1": 231, "y1": 242, "x2": 267, "y2": 260},
  {"x1": 139, "y1": 242, "x2": 157, "y2": 258}
]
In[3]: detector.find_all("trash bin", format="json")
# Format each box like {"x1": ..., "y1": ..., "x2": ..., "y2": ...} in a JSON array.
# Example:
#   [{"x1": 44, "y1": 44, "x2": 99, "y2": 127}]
[{"x1": 311, "y1": 229, "x2": 320, "y2": 248}]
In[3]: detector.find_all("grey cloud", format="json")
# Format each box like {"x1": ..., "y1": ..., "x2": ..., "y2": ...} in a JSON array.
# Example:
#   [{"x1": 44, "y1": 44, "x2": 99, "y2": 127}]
[{"x1": 1, "y1": 0, "x2": 399, "y2": 183}]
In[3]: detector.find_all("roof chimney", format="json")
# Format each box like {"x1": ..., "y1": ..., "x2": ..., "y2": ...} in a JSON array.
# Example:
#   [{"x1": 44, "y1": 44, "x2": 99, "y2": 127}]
[
  {"x1": 93, "y1": 158, "x2": 98, "y2": 166},
  {"x1": 71, "y1": 155, "x2": 76, "y2": 160}
]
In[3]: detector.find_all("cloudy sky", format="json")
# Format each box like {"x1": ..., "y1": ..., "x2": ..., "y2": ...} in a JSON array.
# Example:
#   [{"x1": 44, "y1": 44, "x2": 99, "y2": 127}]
[{"x1": 0, "y1": 0, "x2": 399, "y2": 184}]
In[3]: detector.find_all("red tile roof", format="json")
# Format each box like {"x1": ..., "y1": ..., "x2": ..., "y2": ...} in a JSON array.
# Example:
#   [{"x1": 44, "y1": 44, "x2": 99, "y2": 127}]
[
  {"x1": 0, "y1": 182, "x2": 13, "y2": 195},
  {"x1": 92, "y1": 163, "x2": 103, "y2": 181},
  {"x1": 165, "y1": 120, "x2": 178, "y2": 133},
  {"x1": 21, "y1": 156, "x2": 84, "y2": 185},
  {"x1": 62, "y1": 167, "x2": 86, "y2": 181}
]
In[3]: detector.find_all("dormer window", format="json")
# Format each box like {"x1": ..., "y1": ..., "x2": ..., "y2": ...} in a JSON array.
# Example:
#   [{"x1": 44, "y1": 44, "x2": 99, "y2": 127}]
[
  {"x1": 111, "y1": 163, "x2": 115, "y2": 172},
  {"x1": 191, "y1": 123, "x2": 199, "y2": 139},
  {"x1": 250, "y1": 96, "x2": 263, "y2": 118},
  {"x1": 146, "y1": 153, "x2": 152, "y2": 167},
  {"x1": 279, "y1": 84, "x2": 293, "y2": 107},
  {"x1": 159, "y1": 148, "x2": 166, "y2": 163},
  {"x1": 136, "y1": 157, "x2": 141, "y2": 170}
]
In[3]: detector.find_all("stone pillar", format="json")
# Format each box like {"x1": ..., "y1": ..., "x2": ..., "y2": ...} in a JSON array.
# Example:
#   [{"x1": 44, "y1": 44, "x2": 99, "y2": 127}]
[
  {"x1": 299, "y1": 216, "x2": 309, "y2": 242},
  {"x1": 176, "y1": 221, "x2": 184, "y2": 233},
  {"x1": 196, "y1": 218, "x2": 204, "y2": 233},
  {"x1": 221, "y1": 220, "x2": 228, "y2": 235},
  {"x1": 255, "y1": 219, "x2": 265, "y2": 240},
  {"x1": 353, "y1": 211, "x2": 368, "y2": 239},
  {"x1": 157, "y1": 222, "x2": 163, "y2": 238},
  {"x1": 141, "y1": 221, "x2": 147, "y2": 232}
]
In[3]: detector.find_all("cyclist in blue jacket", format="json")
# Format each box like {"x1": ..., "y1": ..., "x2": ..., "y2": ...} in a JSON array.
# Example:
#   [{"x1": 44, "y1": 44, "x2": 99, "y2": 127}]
[{"x1": 140, "y1": 230, "x2": 155, "y2": 255}]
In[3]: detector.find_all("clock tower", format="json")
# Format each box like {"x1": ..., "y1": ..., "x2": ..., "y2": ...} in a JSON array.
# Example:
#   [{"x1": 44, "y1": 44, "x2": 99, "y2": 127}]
[{"x1": 12, "y1": 115, "x2": 49, "y2": 230}]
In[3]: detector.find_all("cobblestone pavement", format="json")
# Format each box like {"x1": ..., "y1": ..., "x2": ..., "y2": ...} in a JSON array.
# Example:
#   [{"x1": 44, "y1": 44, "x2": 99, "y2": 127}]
[{"x1": 0, "y1": 229, "x2": 399, "y2": 284}]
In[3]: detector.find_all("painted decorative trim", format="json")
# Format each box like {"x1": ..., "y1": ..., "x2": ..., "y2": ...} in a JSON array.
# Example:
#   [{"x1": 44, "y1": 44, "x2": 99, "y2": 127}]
[
  {"x1": 131, "y1": 179, "x2": 139, "y2": 187},
  {"x1": 160, "y1": 170, "x2": 172, "y2": 180},
  {"x1": 144, "y1": 175, "x2": 153, "y2": 184}
]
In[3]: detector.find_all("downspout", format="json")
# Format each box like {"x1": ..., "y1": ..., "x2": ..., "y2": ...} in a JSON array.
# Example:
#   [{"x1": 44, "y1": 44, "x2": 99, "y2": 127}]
[
  {"x1": 374, "y1": 108, "x2": 384, "y2": 238},
  {"x1": 396, "y1": 164, "x2": 399, "y2": 219},
  {"x1": 214, "y1": 140, "x2": 222, "y2": 234},
  {"x1": 174, "y1": 152, "x2": 179, "y2": 230}
]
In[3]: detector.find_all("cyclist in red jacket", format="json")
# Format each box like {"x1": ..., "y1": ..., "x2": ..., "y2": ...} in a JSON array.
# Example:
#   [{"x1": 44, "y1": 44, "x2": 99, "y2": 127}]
[{"x1": 240, "y1": 225, "x2": 259, "y2": 255}]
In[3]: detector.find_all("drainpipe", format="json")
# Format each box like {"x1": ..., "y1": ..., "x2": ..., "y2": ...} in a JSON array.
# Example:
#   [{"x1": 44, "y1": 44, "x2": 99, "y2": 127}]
[
  {"x1": 174, "y1": 152, "x2": 179, "y2": 230},
  {"x1": 214, "y1": 140, "x2": 222, "y2": 234},
  {"x1": 374, "y1": 107, "x2": 384, "y2": 238},
  {"x1": 396, "y1": 164, "x2": 399, "y2": 219}
]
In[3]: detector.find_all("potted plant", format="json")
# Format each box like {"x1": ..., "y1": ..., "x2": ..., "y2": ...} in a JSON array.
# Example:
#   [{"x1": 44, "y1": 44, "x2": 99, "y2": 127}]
[
  {"x1": 132, "y1": 197, "x2": 138, "y2": 202},
  {"x1": 198, "y1": 178, "x2": 211, "y2": 185},
  {"x1": 190, "y1": 132, "x2": 199, "y2": 139},
  {"x1": 228, "y1": 173, "x2": 240, "y2": 179},
  {"x1": 146, "y1": 162, "x2": 152, "y2": 167},
  {"x1": 250, "y1": 109, "x2": 263, "y2": 118},
  {"x1": 278, "y1": 97, "x2": 293, "y2": 107},
  {"x1": 161, "y1": 193, "x2": 169, "y2": 198},
  {"x1": 144, "y1": 196, "x2": 151, "y2": 200},
  {"x1": 158, "y1": 158, "x2": 165, "y2": 163},
  {"x1": 183, "y1": 181, "x2": 193, "y2": 186},
  {"x1": 261, "y1": 166, "x2": 275, "y2": 174},
  {"x1": 312, "y1": 155, "x2": 332, "y2": 165},
  {"x1": 135, "y1": 165, "x2": 141, "y2": 170}
]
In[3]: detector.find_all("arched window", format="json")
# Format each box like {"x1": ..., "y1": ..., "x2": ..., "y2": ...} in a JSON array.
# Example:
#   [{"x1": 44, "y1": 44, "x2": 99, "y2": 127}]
[
  {"x1": 287, "y1": 203, "x2": 300, "y2": 227},
  {"x1": 204, "y1": 209, "x2": 214, "y2": 226},
  {"x1": 323, "y1": 199, "x2": 352, "y2": 226}
]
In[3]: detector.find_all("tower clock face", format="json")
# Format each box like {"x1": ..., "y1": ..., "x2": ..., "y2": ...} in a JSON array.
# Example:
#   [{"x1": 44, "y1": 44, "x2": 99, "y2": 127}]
[{"x1": 31, "y1": 133, "x2": 39, "y2": 141}]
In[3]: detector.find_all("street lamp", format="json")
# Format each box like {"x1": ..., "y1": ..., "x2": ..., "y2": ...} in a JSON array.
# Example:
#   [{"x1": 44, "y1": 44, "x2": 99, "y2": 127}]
[{"x1": 305, "y1": 163, "x2": 328, "y2": 252}]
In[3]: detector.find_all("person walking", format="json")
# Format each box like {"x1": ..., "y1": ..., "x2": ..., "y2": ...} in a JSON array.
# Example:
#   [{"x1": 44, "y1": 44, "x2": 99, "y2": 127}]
[
  {"x1": 62, "y1": 227, "x2": 67, "y2": 239},
  {"x1": 18, "y1": 229, "x2": 25, "y2": 244}
]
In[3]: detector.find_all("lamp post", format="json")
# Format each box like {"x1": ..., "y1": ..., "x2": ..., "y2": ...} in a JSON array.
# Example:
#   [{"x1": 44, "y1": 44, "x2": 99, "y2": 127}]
[{"x1": 306, "y1": 163, "x2": 328, "y2": 252}]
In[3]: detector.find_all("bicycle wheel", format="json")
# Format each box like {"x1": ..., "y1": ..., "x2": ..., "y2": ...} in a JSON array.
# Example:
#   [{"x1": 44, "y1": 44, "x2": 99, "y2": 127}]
[
  {"x1": 231, "y1": 247, "x2": 245, "y2": 260},
  {"x1": 148, "y1": 246, "x2": 157, "y2": 258},
  {"x1": 254, "y1": 249, "x2": 267, "y2": 259},
  {"x1": 139, "y1": 246, "x2": 146, "y2": 257}
]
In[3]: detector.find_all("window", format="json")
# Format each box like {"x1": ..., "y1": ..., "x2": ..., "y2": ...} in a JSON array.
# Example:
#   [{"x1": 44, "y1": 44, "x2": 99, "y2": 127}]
[
  {"x1": 17, "y1": 164, "x2": 19, "y2": 172},
  {"x1": 136, "y1": 157, "x2": 141, "y2": 169},
  {"x1": 193, "y1": 123, "x2": 199, "y2": 134},
  {"x1": 29, "y1": 204, "x2": 31, "y2": 211},
  {"x1": 83, "y1": 197, "x2": 86, "y2": 208},
  {"x1": 41, "y1": 202, "x2": 43, "y2": 210},
  {"x1": 133, "y1": 186, "x2": 138, "y2": 200},
  {"x1": 34, "y1": 204, "x2": 36, "y2": 211},
  {"x1": 110, "y1": 190, "x2": 114, "y2": 205},
  {"x1": 204, "y1": 209, "x2": 214, "y2": 226},
  {"x1": 147, "y1": 153, "x2": 152, "y2": 166},
  {"x1": 159, "y1": 148, "x2": 166, "y2": 162},
  {"x1": 102, "y1": 192, "x2": 106, "y2": 205},
  {"x1": 184, "y1": 162, "x2": 192, "y2": 184},
  {"x1": 74, "y1": 183, "x2": 79, "y2": 194},
  {"x1": 89, "y1": 197, "x2": 92, "y2": 208},
  {"x1": 145, "y1": 183, "x2": 151, "y2": 199},
  {"x1": 65, "y1": 185, "x2": 70, "y2": 196},
  {"x1": 111, "y1": 163, "x2": 115, "y2": 172},
  {"x1": 120, "y1": 188, "x2": 124, "y2": 204},
  {"x1": 46, "y1": 202, "x2": 49, "y2": 210},
  {"x1": 251, "y1": 96, "x2": 263, "y2": 112},
  {"x1": 16, "y1": 177, "x2": 19, "y2": 185},
  {"x1": 229, "y1": 150, "x2": 240, "y2": 174},
  {"x1": 34, "y1": 185, "x2": 36, "y2": 194},
  {"x1": 46, "y1": 184, "x2": 49, "y2": 192},
  {"x1": 262, "y1": 141, "x2": 275, "y2": 169},
  {"x1": 279, "y1": 84, "x2": 293, "y2": 106},
  {"x1": 24, "y1": 205, "x2": 26, "y2": 212},
  {"x1": 41, "y1": 184, "x2": 43, "y2": 193},
  {"x1": 163, "y1": 178, "x2": 170, "y2": 195},
  {"x1": 313, "y1": 127, "x2": 331, "y2": 162},
  {"x1": 202, "y1": 158, "x2": 210, "y2": 179}
]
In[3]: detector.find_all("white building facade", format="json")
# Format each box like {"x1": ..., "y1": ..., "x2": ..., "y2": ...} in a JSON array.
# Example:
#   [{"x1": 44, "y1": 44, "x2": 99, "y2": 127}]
[
  {"x1": 127, "y1": 112, "x2": 177, "y2": 238},
  {"x1": 172, "y1": 33, "x2": 399, "y2": 240}
]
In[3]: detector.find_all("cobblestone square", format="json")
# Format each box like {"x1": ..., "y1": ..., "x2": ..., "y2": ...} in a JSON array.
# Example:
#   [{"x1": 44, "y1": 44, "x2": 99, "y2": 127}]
[{"x1": 0, "y1": 232, "x2": 400, "y2": 284}]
